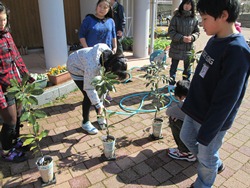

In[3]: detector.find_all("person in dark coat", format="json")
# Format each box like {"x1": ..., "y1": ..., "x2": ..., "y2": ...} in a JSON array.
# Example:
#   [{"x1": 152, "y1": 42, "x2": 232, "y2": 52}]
[
  {"x1": 168, "y1": 0, "x2": 200, "y2": 87},
  {"x1": 110, "y1": 0, "x2": 126, "y2": 56}
]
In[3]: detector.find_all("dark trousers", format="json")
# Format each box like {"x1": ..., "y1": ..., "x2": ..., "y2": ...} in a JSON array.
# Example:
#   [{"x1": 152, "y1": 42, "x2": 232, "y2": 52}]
[
  {"x1": 169, "y1": 58, "x2": 191, "y2": 85},
  {"x1": 0, "y1": 94, "x2": 22, "y2": 150},
  {"x1": 169, "y1": 118, "x2": 190, "y2": 153},
  {"x1": 116, "y1": 37, "x2": 124, "y2": 56},
  {"x1": 74, "y1": 80, "x2": 98, "y2": 124}
]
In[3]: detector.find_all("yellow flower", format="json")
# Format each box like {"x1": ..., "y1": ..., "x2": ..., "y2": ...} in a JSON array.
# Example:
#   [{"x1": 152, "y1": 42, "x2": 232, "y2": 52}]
[{"x1": 47, "y1": 65, "x2": 67, "y2": 76}]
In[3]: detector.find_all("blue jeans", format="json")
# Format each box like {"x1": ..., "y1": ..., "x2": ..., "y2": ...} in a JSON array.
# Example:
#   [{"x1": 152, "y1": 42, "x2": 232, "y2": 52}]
[{"x1": 180, "y1": 115, "x2": 227, "y2": 188}]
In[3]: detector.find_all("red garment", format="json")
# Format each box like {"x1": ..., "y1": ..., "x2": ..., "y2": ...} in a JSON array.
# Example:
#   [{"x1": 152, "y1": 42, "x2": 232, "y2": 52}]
[
  {"x1": 0, "y1": 32, "x2": 30, "y2": 109},
  {"x1": 235, "y1": 22, "x2": 241, "y2": 33}
]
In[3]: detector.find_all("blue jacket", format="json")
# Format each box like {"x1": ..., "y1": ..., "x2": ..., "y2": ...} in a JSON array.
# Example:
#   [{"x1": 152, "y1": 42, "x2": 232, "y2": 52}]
[
  {"x1": 182, "y1": 34, "x2": 250, "y2": 146},
  {"x1": 79, "y1": 14, "x2": 116, "y2": 49}
]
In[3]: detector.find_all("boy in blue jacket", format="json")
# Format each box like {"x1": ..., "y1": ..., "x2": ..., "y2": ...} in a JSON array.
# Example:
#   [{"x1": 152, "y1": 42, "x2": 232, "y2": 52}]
[{"x1": 180, "y1": 0, "x2": 250, "y2": 187}]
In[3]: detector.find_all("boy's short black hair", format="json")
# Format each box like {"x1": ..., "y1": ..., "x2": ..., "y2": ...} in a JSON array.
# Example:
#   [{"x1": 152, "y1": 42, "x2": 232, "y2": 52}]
[
  {"x1": 101, "y1": 50, "x2": 127, "y2": 80},
  {"x1": 197, "y1": 0, "x2": 240, "y2": 22},
  {"x1": 174, "y1": 80, "x2": 190, "y2": 99}
]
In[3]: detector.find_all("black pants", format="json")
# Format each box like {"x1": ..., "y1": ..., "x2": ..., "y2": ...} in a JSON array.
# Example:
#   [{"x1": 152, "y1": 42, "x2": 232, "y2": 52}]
[
  {"x1": 0, "y1": 94, "x2": 22, "y2": 150},
  {"x1": 74, "y1": 80, "x2": 98, "y2": 124},
  {"x1": 169, "y1": 58, "x2": 191, "y2": 85},
  {"x1": 169, "y1": 118, "x2": 190, "y2": 153},
  {"x1": 116, "y1": 36, "x2": 124, "y2": 56}
]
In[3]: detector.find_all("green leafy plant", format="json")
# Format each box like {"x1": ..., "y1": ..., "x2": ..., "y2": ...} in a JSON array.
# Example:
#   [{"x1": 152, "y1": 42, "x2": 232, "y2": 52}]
[
  {"x1": 183, "y1": 49, "x2": 203, "y2": 79},
  {"x1": 91, "y1": 67, "x2": 120, "y2": 139},
  {"x1": 143, "y1": 61, "x2": 171, "y2": 119},
  {"x1": 7, "y1": 75, "x2": 49, "y2": 158},
  {"x1": 149, "y1": 38, "x2": 171, "y2": 50},
  {"x1": 154, "y1": 38, "x2": 171, "y2": 50},
  {"x1": 30, "y1": 73, "x2": 48, "y2": 81},
  {"x1": 154, "y1": 27, "x2": 168, "y2": 38},
  {"x1": 121, "y1": 37, "x2": 133, "y2": 51}
]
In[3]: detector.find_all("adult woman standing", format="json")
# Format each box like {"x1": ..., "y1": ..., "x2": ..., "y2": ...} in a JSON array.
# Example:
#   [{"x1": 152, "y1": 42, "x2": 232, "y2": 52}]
[
  {"x1": 168, "y1": 0, "x2": 200, "y2": 86},
  {"x1": 79, "y1": 0, "x2": 117, "y2": 54}
]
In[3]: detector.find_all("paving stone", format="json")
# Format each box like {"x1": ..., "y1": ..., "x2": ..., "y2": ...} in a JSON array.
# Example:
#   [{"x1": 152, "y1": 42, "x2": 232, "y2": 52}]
[
  {"x1": 69, "y1": 175, "x2": 90, "y2": 188},
  {"x1": 85, "y1": 168, "x2": 106, "y2": 184},
  {"x1": 103, "y1": 175, "x2": 125, "y2": 188}
]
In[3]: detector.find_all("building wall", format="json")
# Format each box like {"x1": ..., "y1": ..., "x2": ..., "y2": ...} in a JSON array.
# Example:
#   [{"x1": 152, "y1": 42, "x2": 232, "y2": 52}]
[{"x1": 1, "y1": 0, "x2": 81, "y2": 49}]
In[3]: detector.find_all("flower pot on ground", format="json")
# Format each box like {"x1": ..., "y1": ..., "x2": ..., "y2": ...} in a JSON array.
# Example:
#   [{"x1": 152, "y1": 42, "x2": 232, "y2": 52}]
[
  {"x1": 47, "y1": 65, "x2": 71, "y2": 85},
  {"x1": 143, "y1": 60, "x2": 171, "y2": 139},
  {"x1": 36, "y1": 155, "x2": 55, "y2": 185},
  {"x1": 152, "y1": 118, "x2": 163, "y2": 138},
  {"x1": 102, "y1": 135, "x2": 116, "y2": 159},
  {"x1": 92, "y1": 67, "x2": 120, "y2": 160},
  {"x1": 7, "y1": 75, "x2": 56, "y2": 186}
]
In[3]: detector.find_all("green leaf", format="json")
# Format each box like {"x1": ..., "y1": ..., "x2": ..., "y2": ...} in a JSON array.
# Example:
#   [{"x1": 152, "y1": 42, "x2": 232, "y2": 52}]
[
  {"x1": 28, "y1": 114, "x2": 36, "y2": 125},
  {"x1": 106, "y1": 83, "x2": 113, "y2": 91},
  {"x1": 34, "y1": 110, "x2": 47, "y2": 118},
  {"x1": 9, "y1": 79, "x2": 20, "y2": 87},
  {"x1": 23, "y1": 138, "x2": 35, "y2": 146},
  {"x1": 38, "y1": 130, "x2": 49, "y2": 141},
  {"x1": 30, "y1": 88, "x2": 44, "y2": 95},
  {"x1": 29, "y1": 96, "x2": 38, "y2": 105},
  {"x1": 21, "y1": 111, "x2": 30, "y2": 122},
  {"x1": 33, "y1": 122, "x2": 40, "y2": 134},
  {"x1": 30, "y1": 145, "x2": 38, "y2": 151},
  {"x1": 106, "y1": 73, "x2": 117, "y2": 79},
  {"x1": 109, "y1": 80, "x2": 120, "y2": 85},
  {"x1": 20, "y1": 134, "x2": 35, "y2": 139}
]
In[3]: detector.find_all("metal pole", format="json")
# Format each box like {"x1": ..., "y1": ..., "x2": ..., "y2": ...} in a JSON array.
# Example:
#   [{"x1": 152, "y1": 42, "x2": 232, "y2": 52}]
[{"x1": 150, "y1": 0, "x2": 157, "y2": 55}]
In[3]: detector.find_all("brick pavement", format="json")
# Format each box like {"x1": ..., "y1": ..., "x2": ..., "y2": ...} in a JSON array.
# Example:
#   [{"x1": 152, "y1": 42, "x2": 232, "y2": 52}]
[{"x1": 0, "y1": 29, "x2": 250, "y2": 188}]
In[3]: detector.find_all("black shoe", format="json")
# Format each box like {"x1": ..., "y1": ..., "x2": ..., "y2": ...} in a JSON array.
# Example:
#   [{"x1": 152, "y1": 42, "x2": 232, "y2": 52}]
[{"x1": 218, "y1": 163, "x2": 225, "y2": 174}]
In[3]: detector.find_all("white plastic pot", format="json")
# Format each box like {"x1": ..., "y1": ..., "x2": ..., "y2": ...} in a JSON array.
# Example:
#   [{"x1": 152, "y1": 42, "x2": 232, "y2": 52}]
[
  {"x1": 152, "y1": 118, "x2": 163, "y2": 138},
  {"x1": 102, "y1": 135, "x2": 116, "y2": 159},
  {"x1": 36, "y1": 155, "x2": 54, "y2": 183}
]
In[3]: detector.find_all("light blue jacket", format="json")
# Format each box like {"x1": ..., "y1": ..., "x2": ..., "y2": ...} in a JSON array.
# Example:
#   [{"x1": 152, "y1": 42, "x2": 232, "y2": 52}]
[{"x1": 67, "y1": 43, "x2": 111, "y2": 106}]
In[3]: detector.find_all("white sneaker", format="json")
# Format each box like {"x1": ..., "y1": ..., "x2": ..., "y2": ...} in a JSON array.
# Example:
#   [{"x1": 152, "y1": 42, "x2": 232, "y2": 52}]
[
  {"x1": 82, "y1": 121, "x2": 98, "y2": 135},
  {"x1": 167, "y1": 148, "x2": 196, "y2": 162},
  {"x1": 97, "y1": 117, "x2": 107, "y2": 130}
]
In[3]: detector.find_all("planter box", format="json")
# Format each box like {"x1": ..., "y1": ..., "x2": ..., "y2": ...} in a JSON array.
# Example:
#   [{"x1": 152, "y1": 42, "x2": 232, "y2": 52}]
[
  {"x1": 34, "y1": 79, "x2": 48, "y2": 89},
  {"x1": 48, "y1": 71, "x2": 71, "y2": 85}
]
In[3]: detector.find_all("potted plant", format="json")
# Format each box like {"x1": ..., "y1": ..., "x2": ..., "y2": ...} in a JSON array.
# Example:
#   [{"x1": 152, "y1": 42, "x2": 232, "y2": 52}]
[
  {"x1": 154, "y1": 27, "x2": 168, "y2": 38},
  {"x1": 121, "y1": 37, "x2": 133, "y2": 51},
  {"x1": 30, "y1": 73, "x2": 48, "y2": 89},
  {"x1": 47, "y1": 65, "x2": 71, "y2": 85},
  {"x1": 143, "y1": 60, "x2": 171, "y2": 139},
  {"x1": 154, "y1": 38, "x2": 171, "y2": 51},
  {"x1": 7, "y1": 75, "x2": 55, "y2": 186},
  {"x1": 91, "y1": 67, "x2": 120, "y2": 160}
]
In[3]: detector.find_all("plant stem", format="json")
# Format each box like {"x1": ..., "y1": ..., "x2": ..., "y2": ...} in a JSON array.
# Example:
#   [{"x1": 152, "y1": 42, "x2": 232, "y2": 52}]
[{"x1": 36, "y1": 140, "x2": 44, "y2": 158}]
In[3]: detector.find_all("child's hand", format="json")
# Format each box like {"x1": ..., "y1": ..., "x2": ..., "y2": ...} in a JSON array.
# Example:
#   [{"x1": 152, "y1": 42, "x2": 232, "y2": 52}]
[
  {"x1": 97, "y1": 106, "x2": 104, "y2": 115},
  {"x1": 171, "y1": 116, "x2": 178, "y2": 122}
]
